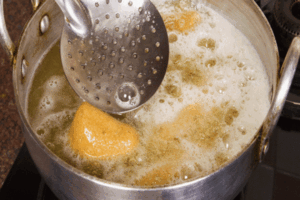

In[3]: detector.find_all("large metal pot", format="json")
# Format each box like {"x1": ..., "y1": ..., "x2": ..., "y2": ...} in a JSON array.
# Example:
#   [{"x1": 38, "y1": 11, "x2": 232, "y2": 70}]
[{"x1": 0, "y1": 0, "x2": 300, "y2": 199}]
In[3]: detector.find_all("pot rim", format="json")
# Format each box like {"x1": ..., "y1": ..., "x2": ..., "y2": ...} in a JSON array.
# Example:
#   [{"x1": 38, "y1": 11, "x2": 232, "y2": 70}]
[{"x1": 12, "y1": 0, "x2": 279, "y2": 192}]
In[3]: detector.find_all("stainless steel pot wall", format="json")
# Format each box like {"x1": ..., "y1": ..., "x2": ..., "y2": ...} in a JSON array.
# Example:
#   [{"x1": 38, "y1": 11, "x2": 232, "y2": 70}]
[{"x1": 0, "y1": 0, "x2": 299, "y2": 199}]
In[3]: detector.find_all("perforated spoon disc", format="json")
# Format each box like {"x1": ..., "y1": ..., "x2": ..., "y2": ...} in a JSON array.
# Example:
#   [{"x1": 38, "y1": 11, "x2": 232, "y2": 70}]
[{"x1": 60, "y1": 0, "x2": 169, "y2": 114}]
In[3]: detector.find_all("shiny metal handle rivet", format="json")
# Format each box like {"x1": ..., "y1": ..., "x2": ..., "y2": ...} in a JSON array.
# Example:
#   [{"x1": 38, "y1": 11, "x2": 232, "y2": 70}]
[
  {"x1": 31, "y1": 0, "x2": 41, "y2": 11},
  {"x1": 40, "y1": 15, "x2": 50, "y2": 34}
]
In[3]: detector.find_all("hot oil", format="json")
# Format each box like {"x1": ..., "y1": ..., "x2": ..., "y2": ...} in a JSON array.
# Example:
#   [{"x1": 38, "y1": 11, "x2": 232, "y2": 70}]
[
  {"x1": 26, "y1": 0, "x2": 271, "y2": 187},
  {"x1": 27, "y1": 43, "x2": 81, "y2": 125},
  {"x1": 26, "y1": 42, "x2": 83, "y2": 167}
]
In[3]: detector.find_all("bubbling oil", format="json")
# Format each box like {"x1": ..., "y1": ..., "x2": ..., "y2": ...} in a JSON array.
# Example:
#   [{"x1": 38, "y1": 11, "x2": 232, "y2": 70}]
[{"x1": 26, "y1": 1, "x2": 271, "y2": 187}]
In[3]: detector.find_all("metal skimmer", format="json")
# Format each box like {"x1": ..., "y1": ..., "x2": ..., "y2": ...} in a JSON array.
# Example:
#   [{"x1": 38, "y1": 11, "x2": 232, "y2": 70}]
[{"x1": 56, "y1": 0, "x2": 169, "y2": 114}]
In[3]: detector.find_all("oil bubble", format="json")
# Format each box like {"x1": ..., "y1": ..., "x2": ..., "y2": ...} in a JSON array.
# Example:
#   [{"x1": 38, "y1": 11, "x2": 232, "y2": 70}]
[
  {"x1": 115, "y1": 82, "x2": 141, "y2": 109},
  {"x1": 238, "y1": 126, "x2": 246, "y2": 135}
]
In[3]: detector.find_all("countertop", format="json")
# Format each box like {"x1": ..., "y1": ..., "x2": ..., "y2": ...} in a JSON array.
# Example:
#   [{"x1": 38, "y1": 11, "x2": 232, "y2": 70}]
[{"x1": 0, "y1": 0, "x2": 33, "y2": 188}]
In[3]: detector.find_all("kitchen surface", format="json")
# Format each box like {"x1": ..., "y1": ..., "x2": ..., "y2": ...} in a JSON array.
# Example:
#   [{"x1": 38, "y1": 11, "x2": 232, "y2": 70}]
[
  {"x1": 0, "y1": 0, "x2": 32, "y2": 188},
  {"x1": 0, "y1": 0, "x2": 300, "y2": 199}
]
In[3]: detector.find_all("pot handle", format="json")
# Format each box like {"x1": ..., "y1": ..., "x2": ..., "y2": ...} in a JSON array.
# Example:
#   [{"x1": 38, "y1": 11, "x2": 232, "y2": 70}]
[
  {"x1": 259, "y1": 36, "x2": 300, "y2": 162},
  {"x1": 0, "y1": 0, "x2": 40, "y2": 62},
  {"x1": 0, "y1": 0, "x2": 15, "y2": 62}
]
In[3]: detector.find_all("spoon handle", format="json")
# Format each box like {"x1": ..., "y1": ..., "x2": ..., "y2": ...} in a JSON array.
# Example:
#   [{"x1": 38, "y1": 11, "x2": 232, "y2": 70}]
[{"x1": 54, "y1": 0, "x2": 91, "y2": 38}]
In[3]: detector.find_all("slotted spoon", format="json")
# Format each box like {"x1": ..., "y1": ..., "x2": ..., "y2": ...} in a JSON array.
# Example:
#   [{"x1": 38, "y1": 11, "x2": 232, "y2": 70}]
[{"x1": 55, "y1": 0, "x2": 169, "y2": 114}]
